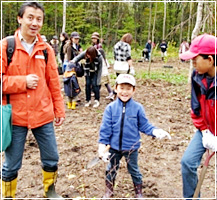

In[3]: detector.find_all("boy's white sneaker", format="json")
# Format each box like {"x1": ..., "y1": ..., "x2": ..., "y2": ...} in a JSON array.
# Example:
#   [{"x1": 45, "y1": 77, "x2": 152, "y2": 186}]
[
  {"x1": 85, "y1": 101, "x2": 91, "y2": 107},
  {"x1": 93, "y1": 100, "x2": 100, "y2": 108}
]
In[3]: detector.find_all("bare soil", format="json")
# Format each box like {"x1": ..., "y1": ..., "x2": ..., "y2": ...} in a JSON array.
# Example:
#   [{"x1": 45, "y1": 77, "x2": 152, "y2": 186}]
[{"x1": 2, "y1": 59, "x2": 216, "y2": 199}]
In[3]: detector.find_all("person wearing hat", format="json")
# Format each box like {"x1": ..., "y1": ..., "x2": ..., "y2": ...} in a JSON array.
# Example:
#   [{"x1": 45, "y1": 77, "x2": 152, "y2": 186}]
[
  {"x1": 98, "y1": 74, "x2": 171, "y2": 198},
  {"x1": 63, "y1": 62, "x2": 81, "y2": 110},
  {"x1": 50, "y1": 35, "x2": 59, "y2": 57},
  {"x1": 66, "y1": 31, "x2": 83, "y2": 61},
  {"x1": 180, "y1": 34, "x2": 217, "y2": 199},
  {"x1": 91, "y1": 32, "x2": 102, "y2": 49}
]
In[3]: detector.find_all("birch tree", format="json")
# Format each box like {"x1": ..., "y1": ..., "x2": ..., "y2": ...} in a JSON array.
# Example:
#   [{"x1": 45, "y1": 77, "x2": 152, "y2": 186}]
[
  {"x1": 148, "y1": 3, "x2": 157, "y2": 75},
  {"x1": 62, "y1": 0, "x2": 66, "y2": 33},
  {"x1": 162, "y1": 1, "x2": 167, "y2": 40},
  {"x1": 147, "y1": 2, "x2": 152, "y2": 41},
  {"x1": 187, "y1": 0, "x2": 192, "y2": 42},
  {"x1": 188, "y1": 1, "x2": 203, "y2": 83}
]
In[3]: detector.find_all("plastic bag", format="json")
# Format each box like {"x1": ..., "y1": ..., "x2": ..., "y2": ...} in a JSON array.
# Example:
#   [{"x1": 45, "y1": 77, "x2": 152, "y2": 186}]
[{"x1": 0, "y1": 104, "x2": 12, "y2": 152}]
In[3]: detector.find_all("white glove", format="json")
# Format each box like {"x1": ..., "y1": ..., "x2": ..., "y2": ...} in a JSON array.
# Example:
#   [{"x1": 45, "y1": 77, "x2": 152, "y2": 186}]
[
  {"x1": 152, "y1": 129, "x2": 171, "y2": 140},
  {"x1": 98, "y1": 143, "x2": 111, "y2": 162},
  {"x1": 129, "y1": 66, "x2": 135, "y2": 76},
  {"x1": 202, "y1": 130, "x2": 217, "y2": 152}
]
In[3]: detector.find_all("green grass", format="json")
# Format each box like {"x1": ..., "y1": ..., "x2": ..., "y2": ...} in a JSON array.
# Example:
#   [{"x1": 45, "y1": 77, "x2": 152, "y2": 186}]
[{"x1": 136, "y1": 68, "x2": 188, "y2": 85}]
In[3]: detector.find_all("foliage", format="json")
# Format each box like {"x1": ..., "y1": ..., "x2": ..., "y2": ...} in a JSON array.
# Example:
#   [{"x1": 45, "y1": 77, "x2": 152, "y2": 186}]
[{"x1": 1, "y1": 1, "x2": 216, "y2": 50}]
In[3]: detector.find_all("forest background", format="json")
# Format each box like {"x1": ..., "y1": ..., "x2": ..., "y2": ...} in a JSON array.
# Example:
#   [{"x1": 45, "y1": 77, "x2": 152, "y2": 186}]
[
  {"x1": 0, "y1": 1, "x2": 217, "y2": 198},
  {"x1": 1, "y1": 0, "x2": 216, "y2": 60}
]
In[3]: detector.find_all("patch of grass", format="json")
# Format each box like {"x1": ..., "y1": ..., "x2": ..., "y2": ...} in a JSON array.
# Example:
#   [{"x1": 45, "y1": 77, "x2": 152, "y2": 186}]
[{"x1": 136, "y1": 68, "x2": 188, "y2": 85}]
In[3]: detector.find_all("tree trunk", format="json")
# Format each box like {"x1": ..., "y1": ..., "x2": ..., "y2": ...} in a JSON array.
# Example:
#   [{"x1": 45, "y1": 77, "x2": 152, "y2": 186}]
[
  {"x1": 55, "y1": 2, "x2": 57, "y2": 36},
  {"x1": 162, "y1": 1, "x2": 167, "y2": 40},
  {"x1": 148, "y1": 3, "x2": 157, "y2": 75},
  {"x1": 98, "y1": 2, "x2": 103, "y2": 42},
  {"x1": 105, "y1": 3, "x2": 112, "y2": 47},
  {"x1": 62, "y1": 0, "x2": 66, "y2": 33},
  {"x1": 148, "y1": 2, "x2": 152, "y2": 41},
  {"x1": 187, "y1": 0, "x2": 192, "y2": 42},
  {"x1": 179, "y1": 3, "x2": 184, "y2": 44},
  {"x1": 188, "y1": 2, "x2": 204, "y2": 83},
  {"x1": 114, "y1": 3, "x2": 121, "y2": 42}
]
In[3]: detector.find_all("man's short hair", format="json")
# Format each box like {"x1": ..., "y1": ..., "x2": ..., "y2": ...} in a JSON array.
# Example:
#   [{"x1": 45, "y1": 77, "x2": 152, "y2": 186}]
[{"x1": 18, "y1": 2, "x2": 45, "y2": 19}]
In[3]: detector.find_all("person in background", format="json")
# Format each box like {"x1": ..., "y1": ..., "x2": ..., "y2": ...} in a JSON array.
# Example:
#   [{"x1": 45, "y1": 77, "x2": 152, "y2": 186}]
[
  {"x1": 160, "y1": 40, "x2": 167, "y2": 61},
  {"x1": 1, "y1": 2, "x2": 65, "y2": 199},
  {"x1": 98, "y1": 74, "x2": 171, "y2": 198},
  {"x1": 41, "y1": 35, "x2": 47, "y2": 43},
  {"x1": 98, "y1": 48, "x2": 114, "y2": 100},
  {"x1": 63, "y1": 63, "x2": 81, "y2": 110},
  {"x1": 142, "y1": 39, "x2": 152, "y2": 61},
  {"x1": 179, "y1": 38, "x2": 189, "y2": 62},
  {"x1": 71, "y1": 46, "x2": 103, "y2": 108},
  {"x1": 91, "y1": 32, "x2": 102, "y2": 49},
  {"x1": 66, "y1": 31, "x2": 82, "y2": 62},
  {"x1": 179, "y1": 34, "x2": 217, "y2": 199},
  {"x1": 113, "y1": 33, "x2": 135, "y2": 77},
  {"x1": 59, "y1": 32, "x2": 69, "y2": 66},
  {"x1": 50, "y1": 35, "x2": 59, "y2": 57}
]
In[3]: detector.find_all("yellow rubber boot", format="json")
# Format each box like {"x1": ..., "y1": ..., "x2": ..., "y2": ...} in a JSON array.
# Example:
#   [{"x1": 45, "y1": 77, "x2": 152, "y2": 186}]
[
  {"x1": 71, "y1": 101, "x2": 76, "y2": 110},
  {"x1": 67, "y1": 102, "x2": 72, "y2": 109},
  {"x1": 42, "y1": 169, "x2": 64, "y2": 199},
  {"x1": 2, "y1": 178, "x2": 17, "y2": 199}
]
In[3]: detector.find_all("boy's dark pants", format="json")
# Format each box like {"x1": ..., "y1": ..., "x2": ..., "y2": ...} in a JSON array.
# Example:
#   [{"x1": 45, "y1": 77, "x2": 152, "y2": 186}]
[{"x1": 106, "y1": 148, "x2": 143, "y2": 185}]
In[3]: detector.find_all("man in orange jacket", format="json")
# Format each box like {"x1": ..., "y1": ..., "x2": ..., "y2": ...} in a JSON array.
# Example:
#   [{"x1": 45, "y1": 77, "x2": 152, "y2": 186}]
[{"x1": 1, "y1": 2, "x2": 65, "y2": 199}]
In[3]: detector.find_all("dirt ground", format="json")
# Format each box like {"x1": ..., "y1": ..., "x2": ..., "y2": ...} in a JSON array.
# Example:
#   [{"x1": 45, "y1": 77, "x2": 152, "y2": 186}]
[{"x1": 1, "y1": 59, "x2": 216, "y2": 199}]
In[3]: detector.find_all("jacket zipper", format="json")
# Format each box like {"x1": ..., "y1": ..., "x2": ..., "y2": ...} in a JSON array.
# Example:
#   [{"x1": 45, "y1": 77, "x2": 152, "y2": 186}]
[{"x1": 119, "y1": 102, "x2": 126, "y2": 150}]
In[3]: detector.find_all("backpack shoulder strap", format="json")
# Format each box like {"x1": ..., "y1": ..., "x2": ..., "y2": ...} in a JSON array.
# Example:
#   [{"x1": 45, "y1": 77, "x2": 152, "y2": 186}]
[
  {"x1": 42, "y1": 48, "x2": 48, "y2": 64},
  {"x1": 6, "y1": 36, "x2": 16, "y2": 66},
  {"x1": 6, "y1": 35, "x2": 48, "y2": 65}
]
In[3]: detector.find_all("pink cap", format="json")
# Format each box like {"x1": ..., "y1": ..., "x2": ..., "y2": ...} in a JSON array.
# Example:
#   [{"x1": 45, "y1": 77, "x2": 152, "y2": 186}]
[{"x1": 179, "y1": 34, "x2": 217, "y2": 60}]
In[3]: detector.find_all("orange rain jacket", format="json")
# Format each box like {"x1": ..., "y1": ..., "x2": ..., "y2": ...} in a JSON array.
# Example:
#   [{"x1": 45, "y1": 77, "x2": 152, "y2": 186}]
[{"x1": 1, "y1": 30, "x2": 65, "y2": 129}]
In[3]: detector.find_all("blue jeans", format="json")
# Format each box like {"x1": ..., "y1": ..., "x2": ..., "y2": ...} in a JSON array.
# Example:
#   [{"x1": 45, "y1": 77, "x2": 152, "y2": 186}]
[
  {"x1": 181, "y1": 130, "x2": 206, "y2": 199},
  {"x1": 2, "y1": 122, "x2": 59, "y2": 180},
  {"x1": 85, "y1": 72, "x2": 100, "y2": 101},
  {"x1": 106, "y1": 148, "x2": 142, "y2": 185}
]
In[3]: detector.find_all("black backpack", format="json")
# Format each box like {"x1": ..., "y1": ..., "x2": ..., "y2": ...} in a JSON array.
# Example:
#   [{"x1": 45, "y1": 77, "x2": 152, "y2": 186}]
[{"x1": 6, "y1": 36, "x2": 48, "y2": 66}]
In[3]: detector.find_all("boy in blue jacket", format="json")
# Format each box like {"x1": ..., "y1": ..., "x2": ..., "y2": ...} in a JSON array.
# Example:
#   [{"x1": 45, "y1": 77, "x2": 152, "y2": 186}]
[{"x1": 98, "y1": 74, "x2": 171, "y2": 198}]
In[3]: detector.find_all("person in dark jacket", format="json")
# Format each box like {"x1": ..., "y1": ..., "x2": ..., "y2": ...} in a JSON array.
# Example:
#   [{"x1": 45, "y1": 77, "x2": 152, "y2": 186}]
[
  {"x1": 98, "y1": 74, "x2": 171, "y2": 198},
  {"x1": 50, "y1": 35, "x2": 59, "y2": 57},
  {"x1": 66, "y1": 31, "x2": 82, "y2": 61},
  {"x1": 59, "y1": 32, "x2": 69, "y2": 65},
  {"x1": 72, "y1": 46, "x2": 103, "y2": 108},
  {"x1": 160, "y1": 40, "x2": 167, "y2": 61},
  {"x1": 179, "y1": 34, "x2": 217, "y2": 199},
  {"x1": 63, "y1": 63, "x2": 81, "y2": 110},
  {"x1": 142, "y1": 39, "x2": 152, "y2": 61}
]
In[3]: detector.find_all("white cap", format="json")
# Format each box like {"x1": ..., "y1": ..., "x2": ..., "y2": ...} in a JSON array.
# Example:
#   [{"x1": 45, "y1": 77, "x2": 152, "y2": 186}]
[{"x1": 115, "y1": 74, "x2": 136, "y2": 86}]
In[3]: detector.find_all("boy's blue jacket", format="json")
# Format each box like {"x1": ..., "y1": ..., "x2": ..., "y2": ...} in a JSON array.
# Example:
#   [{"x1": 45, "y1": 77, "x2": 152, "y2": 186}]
[{"x1": 99, "y1": 98, "x2": 155, "y2": 151}]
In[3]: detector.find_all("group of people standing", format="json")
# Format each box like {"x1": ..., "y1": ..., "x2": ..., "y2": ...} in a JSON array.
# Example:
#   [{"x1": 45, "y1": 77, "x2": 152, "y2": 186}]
[
  {"x1": 55, "y1": 31, "x2": 137, "y2": 110},
  {"x1": 50, "y1": 30, "x2": 112, "y2": 109},
  {"x1": 1, "y1": 2, "x2": 216, "y2": 200}
]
